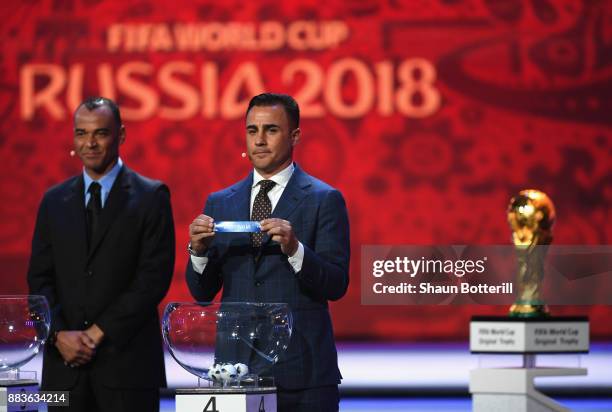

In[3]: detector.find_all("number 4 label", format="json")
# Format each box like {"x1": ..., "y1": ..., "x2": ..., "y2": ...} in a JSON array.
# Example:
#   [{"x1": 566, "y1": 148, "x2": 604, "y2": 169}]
[
  {"x1": 203, "y1": 397, "x2": 218, "y2": 412},
  {"x1": 177, "y1": 394, "x2": 247, "y2": 412},
  {"x1": 176, "y1": 392, "x2": 276, "y2": 412}
]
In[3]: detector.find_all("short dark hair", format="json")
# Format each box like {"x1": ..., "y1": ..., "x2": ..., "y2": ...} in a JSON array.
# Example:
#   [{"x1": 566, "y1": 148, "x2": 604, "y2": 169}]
[
  {"x1": 75, "y1": 96, "x2": 122, "y2": 127},
  {"x1": 246, "y1": 93, "x2": 300, "y2": 130}
]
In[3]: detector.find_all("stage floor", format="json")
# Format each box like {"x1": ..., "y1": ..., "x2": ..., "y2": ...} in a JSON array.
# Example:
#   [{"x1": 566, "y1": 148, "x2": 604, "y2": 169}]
[
  {"x1": 165, "y1": 342, "x2": 612, "y2": 393},
  {"x1": 21, "y1": 341, "x2": 612, "y2": 411},
  {"x1": 161, "y1": 396, "x2": 612, "y2": 411},
  {"x1": 161, "y1": 342, "x2": 612, "y2": 410}
]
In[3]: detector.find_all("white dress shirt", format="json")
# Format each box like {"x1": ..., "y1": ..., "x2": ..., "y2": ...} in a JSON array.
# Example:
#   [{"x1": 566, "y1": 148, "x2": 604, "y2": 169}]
[
  {"x1": 191, "y1": 163, "x2": 305, "y2": 274},
  {"x1": 83, "y1": 157, "x2": 123, "y2": 207}
]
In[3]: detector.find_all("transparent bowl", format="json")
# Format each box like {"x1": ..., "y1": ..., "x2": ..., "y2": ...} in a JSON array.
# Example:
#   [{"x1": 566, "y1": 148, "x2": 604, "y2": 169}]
[
  {"x1": 0, "y1": 295, "x2": 50, "y2": 373},
  {"x1": 162, "y1": 302, "x2": 292, "y2": 386}
]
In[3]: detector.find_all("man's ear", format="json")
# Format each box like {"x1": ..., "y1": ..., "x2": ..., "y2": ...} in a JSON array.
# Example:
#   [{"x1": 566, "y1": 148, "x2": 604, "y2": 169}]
[
  {"x1": 291, "y1": 128, "x2": 301, "y2": 147},
  {"x1": 118, "y1": 125, "x2": 126, "y2": 145}
]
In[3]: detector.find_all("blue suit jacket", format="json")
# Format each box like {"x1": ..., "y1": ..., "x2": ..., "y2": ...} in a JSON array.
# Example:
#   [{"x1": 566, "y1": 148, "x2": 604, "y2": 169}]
[{"x1": 186, "y1": 164, "x2": 350, "y2": 390}]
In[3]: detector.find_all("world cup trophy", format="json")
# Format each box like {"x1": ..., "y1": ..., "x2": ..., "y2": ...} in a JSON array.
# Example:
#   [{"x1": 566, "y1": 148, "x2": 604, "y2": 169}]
[
  {"x1": 507, "y1": 189, "x2": 556, "y2": 317},
  {"x1": 470, "y1": 190, "x2": 589, "y2": 412}
]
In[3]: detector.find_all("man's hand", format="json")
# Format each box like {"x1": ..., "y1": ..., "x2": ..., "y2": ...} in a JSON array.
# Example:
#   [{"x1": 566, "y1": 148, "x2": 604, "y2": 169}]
[
  {"x1": 260, "y1": 218, "x2": 299, "y2": 256},
  {"x1": 55, "y1": 331, "x2": 96, "y2": 367},
  {"x1": 84, "y1": 324, "x2": 105, "y2": 347},
  {"x1": 189, "y1": 214, "x2": 215, "y2": 255}
]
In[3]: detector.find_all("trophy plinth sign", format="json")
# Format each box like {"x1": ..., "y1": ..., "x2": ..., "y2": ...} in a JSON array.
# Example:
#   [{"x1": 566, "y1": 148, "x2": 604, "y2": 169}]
[
  {"x1": 469, "y1": 190, "x2": 590, "y2": 412},
  {"x1": 163, "y1": 302, "x2": 292, "y2": 412}
]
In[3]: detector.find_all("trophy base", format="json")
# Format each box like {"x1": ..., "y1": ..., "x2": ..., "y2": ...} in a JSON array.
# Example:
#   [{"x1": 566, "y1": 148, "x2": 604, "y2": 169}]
[
  {"x1": 470, "y1": 316, "x2": 590, "y2": 412},
  {"x1": 509, "y1": 304, "x2": 550, "y2": 318},
  {"x1": 470, "y1": 316, "x2": 589, "y2": 353},
  {"x1": 470, "y1": 367, "x2": 586, "y2": 412}
]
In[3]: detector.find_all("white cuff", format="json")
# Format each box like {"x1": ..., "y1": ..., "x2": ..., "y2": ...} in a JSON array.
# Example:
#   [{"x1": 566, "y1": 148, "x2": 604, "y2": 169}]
[
  {"x1": 287, "y1": 242, "x2": 304, "y2": 273},
  {"x1": 190, "y1": 255, "x2": 209, "y2": 274}
]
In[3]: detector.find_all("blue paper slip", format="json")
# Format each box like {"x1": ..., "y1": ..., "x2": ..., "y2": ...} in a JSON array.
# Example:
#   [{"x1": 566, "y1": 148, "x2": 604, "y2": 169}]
[{"x1": 214, "y1": 221, "x2": 262, "y2": 233}]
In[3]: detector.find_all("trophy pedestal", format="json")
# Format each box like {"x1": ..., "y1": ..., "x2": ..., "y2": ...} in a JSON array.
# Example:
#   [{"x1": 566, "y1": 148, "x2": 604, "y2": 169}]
[
  {"x1": 470, "y1": 367, "x2": 586, "y2": 412},
  {"x1": 176, "y1": 387, "x2": 277, "y2": 412},
  {"x1": 469, "y1": 316, "x2": 589, "y2": 412}
]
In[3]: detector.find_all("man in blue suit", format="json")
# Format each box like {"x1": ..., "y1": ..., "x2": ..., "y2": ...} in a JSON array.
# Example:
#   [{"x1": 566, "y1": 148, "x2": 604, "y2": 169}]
[{"x1": 186, "y1": 93, "x2": 350, "y2": 412}]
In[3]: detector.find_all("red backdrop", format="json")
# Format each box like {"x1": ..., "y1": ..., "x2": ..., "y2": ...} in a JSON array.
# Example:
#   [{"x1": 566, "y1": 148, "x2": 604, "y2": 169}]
[{"x1": 1, "y1": 0, "x2": 611, "y2": 340}]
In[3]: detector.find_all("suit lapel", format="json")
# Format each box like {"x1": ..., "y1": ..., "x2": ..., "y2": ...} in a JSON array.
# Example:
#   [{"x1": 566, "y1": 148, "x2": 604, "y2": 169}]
[
  {"x1": 64, "y1": 176, "x2": 88, "y2": 262},
  {"x1": 271, "y1": 164, "x2": 311, "y2": 220},
  {"x1": 87, "y1": 167, "x2": 130, "y2": 262},
  {"x1": 227, "y1": 172, "x2": 253, "y2": 221},
  {"x1": 225, "y1": 166, "x2": 311, "y2": 258}
]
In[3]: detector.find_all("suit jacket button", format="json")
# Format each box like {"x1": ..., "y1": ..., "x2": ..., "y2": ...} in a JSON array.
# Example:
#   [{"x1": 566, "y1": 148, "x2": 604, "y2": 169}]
[
  {"x1": 255, "y1": 281, "x2": 262, "y2": 287},
  {"x1": 85, "y1": 269, "x2": 93, "y2": 277},
  {"x1": 84, "y1": 320, "x2": 89, "y2": 326}
]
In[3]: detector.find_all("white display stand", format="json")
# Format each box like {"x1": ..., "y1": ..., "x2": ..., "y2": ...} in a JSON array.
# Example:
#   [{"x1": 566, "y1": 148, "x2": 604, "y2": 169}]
[
  {"x1": 469, "y1": 316, "x2": 589, "y2": 412},
  {"x1": 0, "y1": 377, "x2": 39, "y2": 412},
  {"x1": 176, "y1": 386, "x2": 277, "y2": 412},
  {"x1": 470, "y1": 367, "x2": 586, "y2": 412}
]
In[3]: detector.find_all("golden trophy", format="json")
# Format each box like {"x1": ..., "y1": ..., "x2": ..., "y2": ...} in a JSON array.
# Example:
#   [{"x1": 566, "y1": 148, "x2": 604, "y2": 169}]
[
  {"x1": 507, "y1": 189, "x2": 556, "y2": 317},
  {"x1": 470, "y1": 189, "x2": 589, "y2": 411}
]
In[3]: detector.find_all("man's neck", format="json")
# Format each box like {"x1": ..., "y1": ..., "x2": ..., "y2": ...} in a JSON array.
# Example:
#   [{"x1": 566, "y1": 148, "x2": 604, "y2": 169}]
[
  {"x1": 84, "y1": 159, "x2": 118, "y2": 181},
  {"x1": 255, "y1": 159, "x2": 293, "y2": 179}
]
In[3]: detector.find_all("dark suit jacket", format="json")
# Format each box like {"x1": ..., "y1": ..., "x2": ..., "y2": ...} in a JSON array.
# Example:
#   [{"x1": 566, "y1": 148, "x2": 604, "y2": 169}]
[
  {"x1": 27, "y1": 166, "x2": 175, "y2": 390},
  {"x1": 186, "y1": 164, "x2": 350, "y2": 390}
]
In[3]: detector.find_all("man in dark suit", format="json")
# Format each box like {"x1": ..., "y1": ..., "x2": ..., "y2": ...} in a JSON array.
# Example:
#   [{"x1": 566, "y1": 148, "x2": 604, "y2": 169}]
[
  {"x1": 27, "y1": 97, "x2": 175, "y2": 412},
  {"x1": 186, "y1": 93, "x2": 350, "y2": 412}
]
